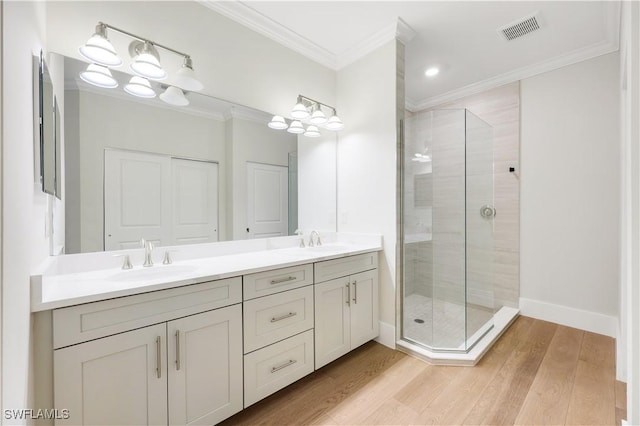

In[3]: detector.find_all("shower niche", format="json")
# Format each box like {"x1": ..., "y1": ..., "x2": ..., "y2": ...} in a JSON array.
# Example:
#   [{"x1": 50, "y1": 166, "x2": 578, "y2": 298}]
[{"x1": 399, "y1": 109, "x2": 518, "y2": 363}]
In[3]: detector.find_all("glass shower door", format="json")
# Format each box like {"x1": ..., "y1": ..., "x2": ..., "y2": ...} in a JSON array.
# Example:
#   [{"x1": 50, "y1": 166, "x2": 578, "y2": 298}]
[{"x1": 464, "y1": 110, "x2": 495, "y2": 349}]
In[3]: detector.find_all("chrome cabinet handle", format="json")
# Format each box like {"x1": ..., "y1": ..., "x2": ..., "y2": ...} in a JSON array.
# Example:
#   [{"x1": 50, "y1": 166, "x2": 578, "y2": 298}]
[
  {"x1": 270, "y1": 276, "x2": 296, "y2": 285},
  {"x1": 271, "y1": 312, "x2": 297, "y2": 323},
  {"x1": 156, "y1": 336, "x2": 162, "y2": 379},
  {"x1": 353, "y1": 280, "x2": 358, "y2": 304},
  {"x1": 346, "y1": 283, "x2": 351, "y2": 305},
  {"x1": 271, "y1": 359, "x2": 297, "y2": 373},
  {"x1": 175, "y1": 330, "x2": 181, "y2": 371}
]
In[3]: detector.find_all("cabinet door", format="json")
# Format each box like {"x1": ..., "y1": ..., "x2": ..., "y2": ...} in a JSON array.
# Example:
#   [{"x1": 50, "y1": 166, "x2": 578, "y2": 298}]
[
  {"x1": 349, "y1": 269, "x2": 380, "y2": 350},
  {"x1": 167, "y1": 305, "x2": 243, "y2": 426},
  {"x1": 314, "y1": 277, "x2": 351, "y2": 369},
  {"x1": 54, "y1": 324, "x2": 167, "y2": 426}
]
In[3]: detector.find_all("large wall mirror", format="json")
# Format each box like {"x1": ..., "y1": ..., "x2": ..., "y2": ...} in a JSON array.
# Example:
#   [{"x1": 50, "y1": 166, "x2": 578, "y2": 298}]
[{"x1": 59, "y1": 54, "x2": 337, "y2": 254}]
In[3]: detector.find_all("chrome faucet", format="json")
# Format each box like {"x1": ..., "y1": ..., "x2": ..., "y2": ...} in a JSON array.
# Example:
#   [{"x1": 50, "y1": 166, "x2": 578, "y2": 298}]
[
  {"x1": 308, "y1": 230, "x2": 322, "y2": 247},
  {"x1": 140, "y1": 238, "x2": 154, "y2": 267},
  {"x1": 294, "y1": 229, "x2": 305, "y2": 248}
]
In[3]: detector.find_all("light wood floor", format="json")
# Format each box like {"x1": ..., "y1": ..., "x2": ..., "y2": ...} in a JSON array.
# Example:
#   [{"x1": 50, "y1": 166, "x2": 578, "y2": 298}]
[{"x1": 221, "y1": 316, "x2": 626, "y2": 425}]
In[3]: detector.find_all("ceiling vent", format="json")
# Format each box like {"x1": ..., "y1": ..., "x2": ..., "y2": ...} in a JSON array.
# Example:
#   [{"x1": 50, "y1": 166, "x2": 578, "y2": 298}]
[{"x1": 498, "y1": 13, "x2": 541, "y2": 41}]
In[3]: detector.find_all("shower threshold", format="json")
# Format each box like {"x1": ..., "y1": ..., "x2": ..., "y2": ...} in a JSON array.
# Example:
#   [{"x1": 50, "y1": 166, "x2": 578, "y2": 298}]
[{"x1": 396, "y1": 306, "x2": 520, "y2": 366}]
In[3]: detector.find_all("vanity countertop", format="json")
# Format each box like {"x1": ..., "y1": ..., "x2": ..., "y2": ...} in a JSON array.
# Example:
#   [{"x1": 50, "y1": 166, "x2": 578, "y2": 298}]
[{"x1": 31, "y1": 237, "x2": 382, "y2": 312}]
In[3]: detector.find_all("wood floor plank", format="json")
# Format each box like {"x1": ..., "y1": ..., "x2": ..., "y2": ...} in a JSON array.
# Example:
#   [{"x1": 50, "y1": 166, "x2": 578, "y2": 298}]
[
  {"x1": 565, "y1": 332, "x2": 616, "y2": 426},
  {"x1": 416, "y1": 315, "x2": 533, "y2": 425},
  {"x1": 616, "y1": 380, "x2": 627, "y2": 425},
  {"x1": 361, "y1": 398, "x2": 420, "y2": 425},
  {"x1": 463, "y1": 318, "x2": 557, "y2": 425},
  {"x1": 514, "y1": 325, "x2": 583, "y2": 425}
]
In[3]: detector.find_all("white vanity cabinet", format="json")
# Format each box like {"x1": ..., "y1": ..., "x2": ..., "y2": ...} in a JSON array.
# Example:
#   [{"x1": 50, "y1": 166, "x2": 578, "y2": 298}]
[
  {"x1": 314, "y1": 253, "x2": 379, "y2": 369},
  {"x1": 52, "y1": 277, "x2": 243, "y2": 426},
  {"x1": 242, "y1": 264, "x2": 315, "y2": 407}
]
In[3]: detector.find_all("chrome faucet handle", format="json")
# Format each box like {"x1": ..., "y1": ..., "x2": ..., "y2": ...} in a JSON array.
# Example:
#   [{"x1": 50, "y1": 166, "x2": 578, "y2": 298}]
[
  {"x1": 162, "y1": 250, "x2": 177, "y2": 265},
  {"x1": 294, "y1": 229, "x2": 305, "y2": 248},
  {"x1": 113, "y1": 254, "x2": 133, "y2": 270}
]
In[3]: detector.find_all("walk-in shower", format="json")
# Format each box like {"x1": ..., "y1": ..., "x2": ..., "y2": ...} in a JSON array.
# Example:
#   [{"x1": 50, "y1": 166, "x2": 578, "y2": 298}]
[{"x1": 397, "y1": 109, "x2": 518, "y2": 364}]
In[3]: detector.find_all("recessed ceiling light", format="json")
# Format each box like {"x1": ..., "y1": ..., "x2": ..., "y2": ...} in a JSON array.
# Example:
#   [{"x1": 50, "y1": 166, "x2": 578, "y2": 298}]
[{"x1": 425, "y1": 67, "x2": 439, "y2": 77}]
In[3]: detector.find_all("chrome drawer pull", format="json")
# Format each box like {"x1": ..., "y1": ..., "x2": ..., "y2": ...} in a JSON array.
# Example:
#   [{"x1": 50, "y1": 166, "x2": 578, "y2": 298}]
[
  {"x1": 271, "y1": 359, "x2": 297, "y2": 373},
  {"x1": 175, "y1": 330, "x2": 181, "y2": 371},
  {"x1": 156, "y1": 336, "x2": 162, "y2": 379},
  {"x1": 270, "y1": 276, "x2": 297, "y2": 285},
  {"x1": 346, "y1": 283, "x2": 351, "y2": 305},
  {"x1": 271, "y1": 312, "x2": 297, "y2": 322},
  {"x1": 353, "y1": 280, "x2": 358, "y2": 304}
]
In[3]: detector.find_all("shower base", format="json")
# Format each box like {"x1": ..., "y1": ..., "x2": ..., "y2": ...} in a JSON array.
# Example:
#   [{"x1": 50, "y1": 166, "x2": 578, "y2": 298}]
[{"x1": 397, "y1": 305, "x2": 520, "y2": 366}]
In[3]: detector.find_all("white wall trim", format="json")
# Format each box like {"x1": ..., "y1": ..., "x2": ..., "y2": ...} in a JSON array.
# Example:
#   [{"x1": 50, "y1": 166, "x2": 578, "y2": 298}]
[
  {"x1": 519, "y1": 297, "x2": 618, "y2": 338},
  {"x1": 198, "y1": 0, "x2": 337, "y2": 70},
  {"x1": 375, "y1": 321, "x2": 395, "y2": 349},
  {"x1": 408, "y1": 39, "x2": 619, "y2": 111},
  {"x1": 199, "y1": 1, "x2": 416, "y2": 71}
]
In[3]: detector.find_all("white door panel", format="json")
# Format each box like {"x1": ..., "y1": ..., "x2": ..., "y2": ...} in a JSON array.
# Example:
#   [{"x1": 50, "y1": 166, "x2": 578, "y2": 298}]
[{"x1": 247, "y1": 162, "x2": 288, "y2": 239}]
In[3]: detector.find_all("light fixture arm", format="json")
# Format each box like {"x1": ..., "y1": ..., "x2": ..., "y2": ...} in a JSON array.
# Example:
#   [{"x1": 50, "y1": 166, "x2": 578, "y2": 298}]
[
  {"x1": 296, "y1": 94, "x2": 336, "y2": 113},
  {"x1": 97, "y1": 21, "x2": 191, "y2": 61}
]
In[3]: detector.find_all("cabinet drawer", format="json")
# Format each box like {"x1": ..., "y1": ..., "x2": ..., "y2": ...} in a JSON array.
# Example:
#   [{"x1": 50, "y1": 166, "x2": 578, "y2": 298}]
[
  {"x1": 243, "y1": 264, "x2": 313, "y2": 300},
  {"x1": 243, "y1": 330, "x2": 314, "y2": 407},
  {"x1": 243, "y1": 286, "x2": 314, "y2": 353},
  {"x1": 53, "y1": 277, "x2": 241, "y2": 349},
  {"x1": 314, "y1": 252, "x2": 378, "y2": 283}
]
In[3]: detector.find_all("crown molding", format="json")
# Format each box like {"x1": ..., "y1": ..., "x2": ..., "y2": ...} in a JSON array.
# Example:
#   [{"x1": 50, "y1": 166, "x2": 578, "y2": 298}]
[
  {"x1": 407, "y1": 39, "x2": 620, "y2": 112},
  {"x1": 335, "y1": 17, "x2": 416, "y2": 69},
  {"x1": 199, "y1": 0, "x2": 416, "y2": 71},
  {"x1": 198, "y1": 0, "x2": 337, "y2": 69},
  {"x1": 225, "y1": 105, "x2": 272, "y2": 124}
]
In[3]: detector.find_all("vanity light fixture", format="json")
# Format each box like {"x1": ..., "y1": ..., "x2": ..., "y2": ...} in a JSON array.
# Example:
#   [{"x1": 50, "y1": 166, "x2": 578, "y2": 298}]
[
  {"x1": 79, "y1": 63, "x2": 118, "y2": 88},
  {"x1": 78, "y1": 21, "x2": 203, "y2": 104},
  {"x1": 268, "y1": 115, "x2": 288, "y2": 130},
  {"x1": 79, "y1": 23, "x2": 122, "y2": 67},
  {"x1": 268, "y1": 94, "x2": 344, "y2": 137},
  {"x1": 159, "y1": 86, "x2": 189, "y2": 106},
  {"x1": 124, "y1": 76, "x2": 156, "y2": 98}
]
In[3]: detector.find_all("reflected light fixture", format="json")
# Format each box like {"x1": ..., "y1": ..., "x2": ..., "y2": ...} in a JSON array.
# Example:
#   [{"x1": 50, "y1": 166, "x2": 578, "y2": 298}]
[
  {"x1": 79, "y1": 63, "x2": 118, "y2": 88},
  {"x1": 160, "y1": 86, "x2": 189, "y2": 106},
  {"x1": 79, "y1": 23, "x2": 122, "y2": 67},
  {"x1": 304, "y1": 125, "x2": 321, "y2": 138},
  {"x1": 124, "y1": 76, "x2": 156, "y2": 98},
  {"x1": 287, "y1": 120, "x2": 305, "y2": 134},
  {"x1": 268, "y1": 115, "x2": 288, "y2": 130}
]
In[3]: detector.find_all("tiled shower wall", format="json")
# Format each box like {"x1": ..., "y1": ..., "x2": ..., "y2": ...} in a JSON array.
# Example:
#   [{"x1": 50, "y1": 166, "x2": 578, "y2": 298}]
[{"x1": 406, "y1": 82, "x2": 520, "y2": 310}]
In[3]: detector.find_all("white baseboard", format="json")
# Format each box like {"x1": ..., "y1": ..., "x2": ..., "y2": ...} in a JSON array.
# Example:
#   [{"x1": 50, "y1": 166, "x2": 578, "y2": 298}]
[
  {"x1": 519, "y1": 297, "x2": 617, "y2": 338},
  {"x1": 375, "y1": 321, "x2": 396, "y2": 349}
]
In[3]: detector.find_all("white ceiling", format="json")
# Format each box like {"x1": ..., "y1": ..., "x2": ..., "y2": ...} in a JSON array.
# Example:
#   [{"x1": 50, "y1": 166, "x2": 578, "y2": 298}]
[{"x1": 204, "y1": 1, "x2": 620, "y2": 110}]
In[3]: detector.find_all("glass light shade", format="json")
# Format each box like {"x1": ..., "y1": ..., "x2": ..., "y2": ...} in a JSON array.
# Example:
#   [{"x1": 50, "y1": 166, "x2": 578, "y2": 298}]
[
  {"x1": 287, "y1": 120, "x2": 305, "y2": 134},
  {"x1": 79, "y1": 31, "x2": 122, "y2": 67},
  {"x1": 291, "y1": 102, "x2": 310, "y2": 119},
  {"x1": 159, "y1": 86, "x2": 189, "y2": 106},
  {"x1": 130, "y1": 42, "x2": 167, "y2": 80},
  {"x1": 310, "y1": 108, "x2": 327, "y2": 125},
  {"x1": 268, "y1": 115, "x2": 288, "y2": 130},
  {"x1": 325, "y1": 114, "x2": 344, "y2": 131},
  {"x1": 304, "y1": 125, "x2": 321, "y2": 138},
  {"x1": 124, "y1": 76, "x2": 156, "y2": 98},
  {"x1": 79, "y1": 64, "x2": 118, "y2": 88},
  {"x1": 174, "y1": 63, "x2": 203, "y2": 91}
]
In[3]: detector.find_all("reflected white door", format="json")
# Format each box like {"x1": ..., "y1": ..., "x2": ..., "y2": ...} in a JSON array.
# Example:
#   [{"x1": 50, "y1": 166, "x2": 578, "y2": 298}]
[
  {"x1": 246, "y1": 162, "x2": 288, "y2": 239},
  {"x1": 172, "y1": 159, "x2": 218, "y2": 245},
  {"x1": 104, "y1": 150, "x2": 171, "y2": 251}
]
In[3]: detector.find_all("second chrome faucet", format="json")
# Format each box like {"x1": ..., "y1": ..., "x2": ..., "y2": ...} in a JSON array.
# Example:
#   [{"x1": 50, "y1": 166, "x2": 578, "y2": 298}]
[{"x1": 141, "y1": 238, "x2": 154, "y2": 267}]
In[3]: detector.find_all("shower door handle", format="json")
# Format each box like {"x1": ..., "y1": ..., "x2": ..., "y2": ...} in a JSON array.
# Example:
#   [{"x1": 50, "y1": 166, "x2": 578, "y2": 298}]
[{"x1": 480, "y1": 205, "x2": 496, "y2": 219}]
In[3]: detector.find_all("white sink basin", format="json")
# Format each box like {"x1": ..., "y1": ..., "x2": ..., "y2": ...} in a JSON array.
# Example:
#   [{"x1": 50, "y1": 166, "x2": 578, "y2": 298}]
[
  {"x1": 305, "y1": 245, "x2": 349, "y2": 253},
  {"x1": 107, "y1": 265, "x2": 198, "y2": 282}
]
